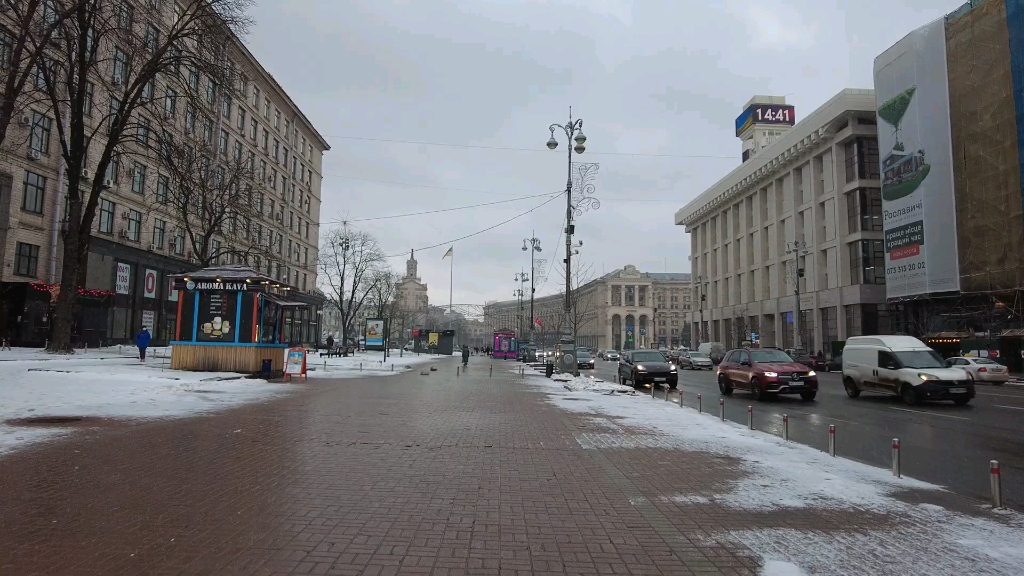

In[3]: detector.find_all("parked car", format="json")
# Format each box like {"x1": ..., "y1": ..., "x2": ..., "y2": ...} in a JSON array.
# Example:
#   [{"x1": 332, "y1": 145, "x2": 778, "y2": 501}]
[
  {"x1": 842, "y1": 335, "x2": 974, "y2": 405},
  {"x1": 618, "y1": 349, "x2": 678, "y2": 389},
  {"x1": 717, "y1": 348, "x2": 819, "y2": 401},
  {"x1": 825, "y1": 353, "x2": 843, "y2": 373},
  {"x1": 677, "y1": 350, "x2": 714, "y2": 370},
  {"x1": 945, "y1": 356, "x2": 1009, "y2": 385},
  {"x1": 698, "y1": 342, "x2": 727, "y2": 365},
  {"x1": 604, "y1": 350, "x2": 620, "y2": 361},
  {"x1": 577, "y1": 350, "x2": 596, "y2": 369},
  {"x1": 793, "y1": 354, "x2": 827, "y2": 371}
]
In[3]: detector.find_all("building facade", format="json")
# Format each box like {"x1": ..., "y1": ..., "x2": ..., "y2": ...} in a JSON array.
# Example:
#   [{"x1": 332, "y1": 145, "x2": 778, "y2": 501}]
[
  {"x1": 0, "y1": 10, "x2": 329, "y2": 347},
  {"x1": 483, "y1": 265, "x2": 691, "y2": 351},
  {"x1": 677, "y1": 89, "x2": 887, "y2": 356}
]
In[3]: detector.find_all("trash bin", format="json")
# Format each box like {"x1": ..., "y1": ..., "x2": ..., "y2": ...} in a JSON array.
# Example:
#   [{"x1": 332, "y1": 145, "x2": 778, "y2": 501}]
[
  {"x1": 545, "y1": 362, "x2": 554, "y2": 378},
  {"x1": 261, "y1": 359, "x2": 273, "y2": 374}
]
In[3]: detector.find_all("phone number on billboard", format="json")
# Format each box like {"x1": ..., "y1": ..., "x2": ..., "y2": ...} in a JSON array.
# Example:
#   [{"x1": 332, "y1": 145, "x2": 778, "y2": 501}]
[{"x1": 886, "y1": 261, "x2": 926, "y2": 275}]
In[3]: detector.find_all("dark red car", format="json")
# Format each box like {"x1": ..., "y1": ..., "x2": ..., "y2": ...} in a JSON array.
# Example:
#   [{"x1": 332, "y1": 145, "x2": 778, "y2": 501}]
[
  {"x1": 793, "y1": 354, "x2": 827, "y2": 372},
  {"x1": 717, "y1": 348, "x2": 819, "y2": 401}
]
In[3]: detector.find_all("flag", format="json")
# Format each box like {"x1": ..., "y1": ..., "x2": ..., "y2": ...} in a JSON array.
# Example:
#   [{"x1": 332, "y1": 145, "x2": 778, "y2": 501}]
[{"x1": 442, "y1": 246, "x2": 453, "y2": 259}]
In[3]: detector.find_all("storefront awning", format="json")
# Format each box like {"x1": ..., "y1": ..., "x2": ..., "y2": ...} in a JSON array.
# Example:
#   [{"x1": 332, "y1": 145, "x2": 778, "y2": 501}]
[{"x1": 263, "y1": 293, "x2": 309, "y2": 307}]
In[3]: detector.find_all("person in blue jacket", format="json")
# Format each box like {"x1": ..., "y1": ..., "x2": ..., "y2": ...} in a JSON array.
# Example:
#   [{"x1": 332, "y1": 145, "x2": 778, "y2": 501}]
[{"x1": 135, "y1": 326, "x2": 152, "y2": 362}]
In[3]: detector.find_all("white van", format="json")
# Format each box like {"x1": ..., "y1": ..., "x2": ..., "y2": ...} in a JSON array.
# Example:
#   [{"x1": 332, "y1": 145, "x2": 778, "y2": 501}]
[
  {"x1": 698, "y1": 342, "x2": 726, "y2": 363},
  {"x1": 842, "y1": 335, "x2": 974, "y2": 405}
]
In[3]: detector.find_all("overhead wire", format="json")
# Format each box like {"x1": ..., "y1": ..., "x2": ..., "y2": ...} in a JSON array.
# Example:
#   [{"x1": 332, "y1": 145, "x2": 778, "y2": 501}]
[
  {"x1": 322, "y1": 172, "x2": 546, "y2": 197},
  {"x1": 383, "y1": 193, "x2": 563, "y2": 258},
  {"x1": 326, "y1": 191, "x2": 561, "y2": 223},
  {"x1": 322, "y1": 134, "x2": 736, "y2": 159}
]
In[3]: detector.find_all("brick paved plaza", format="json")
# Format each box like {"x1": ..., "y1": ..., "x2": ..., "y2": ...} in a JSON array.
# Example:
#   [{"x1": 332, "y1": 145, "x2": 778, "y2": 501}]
[{"x1": 0, "y1": 356, "x2": 984, "y2": 575}]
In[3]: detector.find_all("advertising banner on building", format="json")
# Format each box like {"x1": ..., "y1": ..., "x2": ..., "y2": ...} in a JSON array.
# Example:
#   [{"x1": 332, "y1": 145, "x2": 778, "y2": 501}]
[
  {"x1": 115, "y1": 263, "x2": 132, "y2": 295},
  {"x1": 364, "y1": 318, "x2": 386, "y2": 351},
  {"x1": 874, "y1": 18, "x2": 960, "y2": 298},
  {"x1": 143, "y1": 269, "x2": 158, "y2": 299}
]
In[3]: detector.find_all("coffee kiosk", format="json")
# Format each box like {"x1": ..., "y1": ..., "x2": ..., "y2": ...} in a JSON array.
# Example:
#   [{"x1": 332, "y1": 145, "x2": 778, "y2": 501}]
[{"x1": 169, "y1": 265, "x2": 313, "y2": 373}]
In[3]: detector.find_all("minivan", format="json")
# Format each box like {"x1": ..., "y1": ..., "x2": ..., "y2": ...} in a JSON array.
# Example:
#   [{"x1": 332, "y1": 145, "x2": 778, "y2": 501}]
[
  {"x1": 842, "y1": 335, "x2": 974, "y2": 405},
  {"x1": 697, "y1": 342, "x2": 727, "y2": 364}
]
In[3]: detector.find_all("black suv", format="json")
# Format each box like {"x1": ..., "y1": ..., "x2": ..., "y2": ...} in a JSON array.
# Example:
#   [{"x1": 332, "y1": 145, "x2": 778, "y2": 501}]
[{"x1": 618, "y1": 350, "x2": 678, "y2": 389}]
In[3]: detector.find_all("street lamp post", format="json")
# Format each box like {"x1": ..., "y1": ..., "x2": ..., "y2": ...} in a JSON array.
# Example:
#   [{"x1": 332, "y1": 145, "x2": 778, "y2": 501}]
[
  {"x1": 547, "y1": 109, "x2": 587, "y2": 375},
  {"x1": 694, "y1": 275, "x2": 706, "y2": 347},
  {"x1": 786, "y1": 239, "x2": 810, "y2": 351},
  {"x1": 514, "y1": 270, "x2": 528, "y2": 340},
  {"x1": 522, "y1": 234, "x2": 542, "y2": 344}
]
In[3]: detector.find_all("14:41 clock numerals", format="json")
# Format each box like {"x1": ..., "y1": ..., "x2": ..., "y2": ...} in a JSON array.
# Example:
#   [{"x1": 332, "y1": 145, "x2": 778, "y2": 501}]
[{"x1": 756, "y1": 107, "x2": 791, "y2": 123}]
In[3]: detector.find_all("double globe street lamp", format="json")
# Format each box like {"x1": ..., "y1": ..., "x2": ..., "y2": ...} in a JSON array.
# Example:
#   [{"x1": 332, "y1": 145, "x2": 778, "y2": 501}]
[{"x1": 546, "y1": 111, "x2": 586, "y2": 376}]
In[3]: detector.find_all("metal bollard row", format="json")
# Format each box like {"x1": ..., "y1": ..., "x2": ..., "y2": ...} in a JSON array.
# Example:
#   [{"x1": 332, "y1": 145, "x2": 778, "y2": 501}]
[{"x1": 828, "y1": 424, "x2": 836, "y2": 457}]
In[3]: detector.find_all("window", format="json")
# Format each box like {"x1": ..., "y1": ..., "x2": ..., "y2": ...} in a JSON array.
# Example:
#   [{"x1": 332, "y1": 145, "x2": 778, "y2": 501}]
[
  {"x1": 233, "y1": 141, "x2": 242, "y2": 161},
  {"x1": 188, "y1": 67, "x2": 199, "y2": 91},
  {"x1": 127, "y1": 209, "x2": 141, "y2": 241},
  {"x1": 211, "y1": 240, "x2": 221, "y2": 264},
  {"x1": 259, "y1": 160, "x2": 266, "y2": 181},
  {"x1": 156, "y1": 174, "x2": 168, "y2": 203},
  {"x1": 132, "y1": 163, "x2": 146, "y2": 194},
  {"x1": 203, "y1": 117, "x2": 213, "y2": 144},
  {"x1": 84, "y1": 82, "x2": 94, "y2": 116},
  {"x1": 844, "y1": 137, "x2": 880, "y2": 183},
  {"x1": 250, "y1": 118, "x2": 258, "y2": 140},
  {"x1": 219, "y1": 129, "x2": 229, "y2": 154},
  {"x1": 141, "y1": 80, "x2": 153, "y2": 102},
  {"x1": 849, "y1": 240, "x2": 885, "y2": 285},
  {"x1": 99, "y1": 199, "x2": 115, "y2": 233},
  {"x1": 136, "y1": 116, "x2": 150, "y2": 145},
  {"x1": 114, "y1": 1, "x2": 132, "y2": 28},
  {"x1": 846, "y1": 188, "x2": 882, "y2": 232},
  {"x1": 222, "y1": 96, "x2": 231, "y2": 119},
  {"x1": 274, "y1": 109, "x2": 280, "y2": 129},
  {"x1": 185, "y1": 103, "x2": 196, "y2": 133},
  {"x1": 14, "y1": 243, "x2": 39, "y2": 277},
  {"x1": 108, "y1": 96, "x2": 122, "y2": 132},
  {"x1": 105, "y1": 154, "x2": 120, "y2": 183},
  {"x1": 112, "y1": 48, "x2": 129, "y2": 84},
  {"x1": 206, "y1": 78, "x2": 217, "y2": 104},
  {"x1": 625, "y1": 285, "x2": 635, "y2": 306},
  {"x1": 261, "y1": 128, "x2": 268, "y2": 150},
  {"x1": 237, "y1": 108, "x2": 246, "y2": 130},
  {"x1": 273, "y1": 139, "x2": 279, "y2": 161},
  {"x1": 173, "y1": 228, "x2": 185, "y2": 255},
  {"x1": 252, "y1": 86, "x2": 260, "y2": 107},
  {"x1": 20, "y1": 171, "x2": 47, "y2": 214},
  {"x1": 164, "y1": 88, "x2": 176, "y2": 118},
  {"x1": 264, "y1": 98, "x2": 271, "y2": 119},
  {"x1": 29, "y1": 112, "x2": 51, "y2": 153}
]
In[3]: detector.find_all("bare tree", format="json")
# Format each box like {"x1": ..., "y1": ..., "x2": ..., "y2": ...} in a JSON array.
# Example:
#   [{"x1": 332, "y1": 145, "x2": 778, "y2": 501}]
[
  {"x1": 319, "y1": 228, "x2": 385, "y2": 355},
  {"x1": 38, "y1": 0, "x2": 253, "y2": 352},
  {"x1": 367, "y1": 268, "x2": 400, "y2": 319},
  {"x1": 159, "y1": 130, "x2": 265, "y2": 267},
  {"x1": 557, "y1": 261, "x2": 598, "y2": 344}
]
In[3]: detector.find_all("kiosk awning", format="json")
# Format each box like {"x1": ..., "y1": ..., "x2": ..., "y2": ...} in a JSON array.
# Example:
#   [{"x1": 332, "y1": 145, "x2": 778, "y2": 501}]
[{"x1": 263, "y1": 293, "x2": 308, "y2": 307}]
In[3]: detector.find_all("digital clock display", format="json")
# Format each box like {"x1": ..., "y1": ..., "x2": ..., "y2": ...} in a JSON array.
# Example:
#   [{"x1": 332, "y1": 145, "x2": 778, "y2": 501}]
[{"x1": 735, "y1": 104, "x2": 796, "y2": 136}]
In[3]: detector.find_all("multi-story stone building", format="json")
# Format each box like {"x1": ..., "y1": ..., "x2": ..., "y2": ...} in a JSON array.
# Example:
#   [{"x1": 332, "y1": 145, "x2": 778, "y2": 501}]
[
  {"x1": 0, "y1": 12, "x2": 329, "y2": 347},
  {"x1": 676, "y1": 89, "x2": 886, "y2": 356},
  {"x1": 484, "y1": 265, "x2": 691, "y2": 351}
]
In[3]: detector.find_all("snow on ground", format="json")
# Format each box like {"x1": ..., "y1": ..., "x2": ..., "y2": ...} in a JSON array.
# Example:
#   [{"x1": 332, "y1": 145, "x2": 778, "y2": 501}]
[
  {"x1": 526, "y1": 374, "x2": 1024, "y2": 576},
  {"x1": 306, "y1": 351, "x2": 438, "y2": 379},
  {"x1": 552, "y1": 373, "x2": 635, "y2": 394}
]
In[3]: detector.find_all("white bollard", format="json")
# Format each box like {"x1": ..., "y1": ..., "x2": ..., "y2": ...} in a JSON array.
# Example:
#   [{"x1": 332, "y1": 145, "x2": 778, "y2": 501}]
[
  {"x1": 665, "y1": 387, "x2": 671, "y2": 402},
  {"x1": 991, "y1": 460, "x2": 1003, "y2": 509},
  {"x1": 782, "y1": 414, "x2": 789, "y2": 442},
  {"x1": 747, "y1": 406, "x2": 753, "y2": 430},
  {"x1": 892, "y1": 438, "x2": 901, "y2": 478},
  {"x1": 678, "y1": 391, "x2": 684, "y2": 408},
  {"x1": 828, "y1": 425, "x2": 836, "y2": 457},
  {"x1": 697, "y1": 394, "x2": 702, "y2": 414},
  {"x1": 651, "y1": 385, "x2": 656, "y2": 398},
  {"x1": 719, "y1": 398, "x2": 725, "y2": 421}
]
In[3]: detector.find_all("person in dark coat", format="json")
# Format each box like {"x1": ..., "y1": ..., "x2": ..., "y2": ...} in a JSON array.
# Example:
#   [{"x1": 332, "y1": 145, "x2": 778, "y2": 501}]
[
  {"x1": 135, "y1": 326, "x2": 152, "y2": 362},
  {"x1": 326, "y1": 334, "x2": 335, "y2": 350},
  {"x1": 462, "y1": 345, "x2": 470, "y2": 365}
]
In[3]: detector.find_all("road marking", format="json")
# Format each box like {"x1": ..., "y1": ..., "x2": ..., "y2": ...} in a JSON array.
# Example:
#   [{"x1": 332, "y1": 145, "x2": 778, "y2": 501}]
[
  {"x1": 975, "y1": 391, "x2": 1024, "y2": 398},
  {"x1": 888, "y1": 407, "x2": 971, "y2": 420},
  {"x1": 994, "y1": 405, "x2": 1024, "y2": 411}
]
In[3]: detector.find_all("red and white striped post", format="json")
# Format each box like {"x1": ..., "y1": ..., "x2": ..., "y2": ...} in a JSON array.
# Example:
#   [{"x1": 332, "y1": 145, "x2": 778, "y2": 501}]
[
  {"x1": 991, "y1": 460, "x2": 1003, "y2": 509},
  {"x1": 782, "y1": 414, "x2": 789, "y2": 441},
  {"x1": 697, "y1": 394, "x2": 702, "y2": 414},
  {"x1": 892, "y1": 438, "x2": 901, "y2": 478},
  {"x1": 747, "y1": 405, "x2": 753, "y2": 430},
  {"x1": 678, "y1": 391, "x2": 684, "y2": 408},
  {"x1": 719, "y1": 398, "x2": 725, "y2": 421},
  {"x1": 828, "y1": 424, "x2": 836, "y2": 457}
]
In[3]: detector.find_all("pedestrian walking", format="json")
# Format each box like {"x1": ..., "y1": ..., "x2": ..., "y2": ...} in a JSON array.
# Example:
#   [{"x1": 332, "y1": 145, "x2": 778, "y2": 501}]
[
  {"x1": 135, "y1": 326, "x2": 152, "y2": 362},
  {"x1": 0, "y1": 336, "x2": 10, "y2": 351},
  {"x1": 326, "y1": 334, "x2": 335, "y2": 351}
]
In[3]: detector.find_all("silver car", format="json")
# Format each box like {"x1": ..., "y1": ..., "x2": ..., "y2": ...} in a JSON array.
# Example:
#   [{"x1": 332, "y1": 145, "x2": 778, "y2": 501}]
[
  {"x1": 678, "y1": 351, "x2": 714, "y2": 370},
  {"x1": 946, "y1": 356, "x2": 1009, "y2": 384}
]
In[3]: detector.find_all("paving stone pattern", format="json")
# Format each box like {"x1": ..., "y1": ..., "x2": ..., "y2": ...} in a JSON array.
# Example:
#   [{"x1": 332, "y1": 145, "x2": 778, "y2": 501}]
[{"x1": 1, "y1": 357, "x2": 886, "y2": 575}]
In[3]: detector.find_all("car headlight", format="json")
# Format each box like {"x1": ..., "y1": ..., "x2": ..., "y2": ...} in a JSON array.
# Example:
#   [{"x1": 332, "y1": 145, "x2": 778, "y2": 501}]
[
  {"x1": 670, "y1": 366, "x2": 677, "y2": 372},
  {"x1": 635, "y1": 365, "x2": 646, "y2": 371},
  {"x1": 918, "y1": 373, "x2": 938, "y2": 381},
  {"x1": 763, "y1": 372, "x2": 778, "y2": 378},
  {"x1": 807, "y1": 370, "x2": 816, "y2": 377}
]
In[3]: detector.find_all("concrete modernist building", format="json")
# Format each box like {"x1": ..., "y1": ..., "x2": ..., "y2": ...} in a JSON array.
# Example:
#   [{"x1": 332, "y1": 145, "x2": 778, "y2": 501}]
[
  {"x1": 0, "y1": 11, "x2": 329, "y2": 347},
  {"x1": 483, "y1": 265, "x2": 691, "y2": 351},
  {"x1": 676, "y1": 90, "x2": 887, "y2": 356}
]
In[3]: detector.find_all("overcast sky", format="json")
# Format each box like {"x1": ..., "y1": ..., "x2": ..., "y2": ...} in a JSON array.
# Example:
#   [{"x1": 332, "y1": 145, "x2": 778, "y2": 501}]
[{"x1": 244, "y1": 0, "x2": 965, "y2": 307}]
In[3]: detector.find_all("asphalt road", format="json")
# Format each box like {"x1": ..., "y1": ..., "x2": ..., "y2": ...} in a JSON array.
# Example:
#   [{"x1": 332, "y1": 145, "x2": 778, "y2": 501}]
[{"x1": 584, "y1": 359, "x2": 1024, "y2": 511}]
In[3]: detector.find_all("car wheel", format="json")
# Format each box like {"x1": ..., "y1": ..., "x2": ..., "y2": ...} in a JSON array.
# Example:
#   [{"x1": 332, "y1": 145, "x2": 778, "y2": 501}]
[
  {"x1": 750, "y1": 378, "x2": 764, "y2": 401},
  {"x1": 953, "y1": 397, "x2": 971, "y2": 406},
  {"x1": 901, "y1": 384, "x2": 919, "y2": 406},
  {"x1": 718, "y1": 374, "x2": 733, "y2": 396},
  {"x1": 799, "y1": 391, "x2": 817, "y2": 401},
  {"x1": 844, "y1": 377, "x2": 861, "y2": 398}
]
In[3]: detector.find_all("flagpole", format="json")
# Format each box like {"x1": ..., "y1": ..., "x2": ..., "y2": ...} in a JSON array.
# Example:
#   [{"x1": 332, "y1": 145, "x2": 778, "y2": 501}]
[{"x1": 448, "y1": 248, "x2": 453, "y2": 330}]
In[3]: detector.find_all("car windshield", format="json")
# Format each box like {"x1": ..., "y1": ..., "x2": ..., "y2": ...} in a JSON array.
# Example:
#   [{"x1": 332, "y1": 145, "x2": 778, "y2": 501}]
[
  {"x1": 894, "y1": 350, "x2": 946, "y2": 369},
  {"x1": 973, "y1": 358, "x2": 999, "y2": 365},
  {"x1": 632, "y1": 351, "x2": 666, "y2": 362},
  {"x1": 689, "y1": 352, "x2": 707, "y2": 358},
  {"x1": 749, "y1": 350, "x2": 794, "y2": 363},
  {"x1": 577, "y1": 352, "x2": 590, "y2": 359}
]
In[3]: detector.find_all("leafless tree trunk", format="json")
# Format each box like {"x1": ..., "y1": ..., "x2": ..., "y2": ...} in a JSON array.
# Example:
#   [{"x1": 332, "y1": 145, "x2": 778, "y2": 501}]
[
  {"x1": 557, "y1": 260, "x2": 597, "y2": 344},
  {"x1": 318, "y1": 228, "x2": 385, "y2": 355},
  {"x1": 40, "y1": 0, "x2": 253, "y2": 352},
  {"x1": 367, "y1": 269, "x2": 400, "y2": 319}
]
